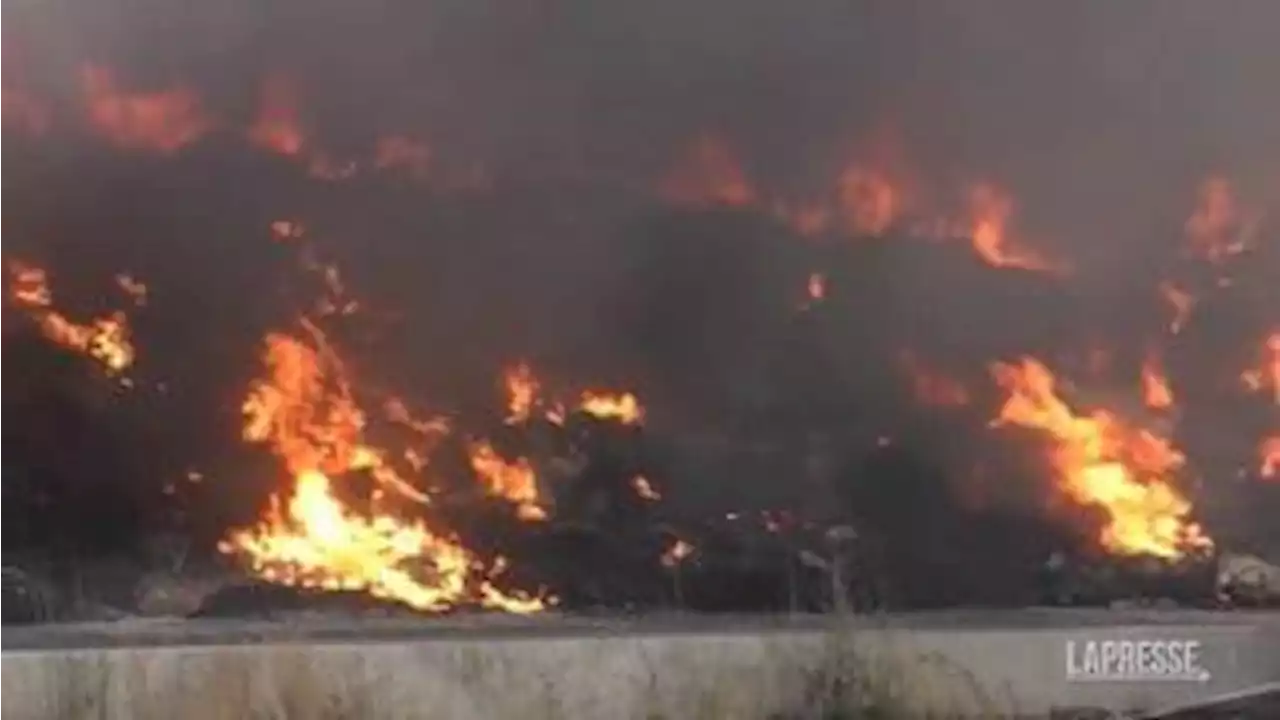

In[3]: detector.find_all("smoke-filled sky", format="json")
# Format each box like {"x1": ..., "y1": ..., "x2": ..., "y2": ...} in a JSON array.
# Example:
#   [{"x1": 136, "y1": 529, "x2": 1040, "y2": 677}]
[
  {"x1": 4, "y1": 0, "x2": 1279, "y2": 583},
  {"x1": 7, "y1": 0, "x2": 1279, "y2": 361},
  {"x1": 9, "y1": 1, "x2": 1280, "y2": 209},
  {"x1": 6, "y1": 0, "x2": 1279, "y2": 413}
]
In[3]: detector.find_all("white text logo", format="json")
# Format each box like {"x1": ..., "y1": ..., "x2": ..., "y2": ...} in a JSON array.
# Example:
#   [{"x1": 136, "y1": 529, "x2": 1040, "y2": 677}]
[{"x1": 1065, "y1": 639, "x2": 1210, "y2": 683}]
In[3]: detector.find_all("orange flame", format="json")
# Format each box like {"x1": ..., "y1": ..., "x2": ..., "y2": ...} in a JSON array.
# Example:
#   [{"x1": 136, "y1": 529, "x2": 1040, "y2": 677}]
[
  {"x1": 223, "y1": 327, "x2": 542, "y2": 612},
  {"x1": 79, "y1": 65, "x2": 209, "y2": 153},
  {"x1": 219, "y1": 245, "x2": 543, "y2": 612},
  {"x1": 964, "y1": 183, "x2": 1060, "y2": 273},
  {"x1": 467, "y1": 441, "x2": 547, "y2": 521},
  {"x1": 579, "y1": 390, "x2": 645, "y2": 425},
  {"x1": 660, "y1": 134, "x2": 756, "y2": 208},
  {"x1": 7, "y1": 261, "x2": 137, "y2": 375},
  {"x1": 989, "y1": 357, "x2": 1210, "y2": 559},
  {"x1": 1140, "y1": 352, "x2": 1175, "y2": 411},
  {"x1": 502, "y1": 362, "x2": 540, "y2": 425}
]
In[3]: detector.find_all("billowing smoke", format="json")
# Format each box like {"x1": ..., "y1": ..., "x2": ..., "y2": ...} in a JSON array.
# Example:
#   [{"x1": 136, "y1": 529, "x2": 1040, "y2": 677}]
[{"x1": 3, "y1": 1, "x2": 1278, "y2": 613}]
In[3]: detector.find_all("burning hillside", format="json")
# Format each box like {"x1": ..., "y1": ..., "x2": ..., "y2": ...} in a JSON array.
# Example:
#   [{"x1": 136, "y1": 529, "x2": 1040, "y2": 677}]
[{"x1": 4, "y1": 2, "x2": 1280, "y2": 620}]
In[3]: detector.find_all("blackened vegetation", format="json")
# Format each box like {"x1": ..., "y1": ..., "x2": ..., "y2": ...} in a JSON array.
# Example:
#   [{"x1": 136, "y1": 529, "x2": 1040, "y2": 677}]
[{"x1": 3, "y1": 174, "x2": 1276, "y2": 619}]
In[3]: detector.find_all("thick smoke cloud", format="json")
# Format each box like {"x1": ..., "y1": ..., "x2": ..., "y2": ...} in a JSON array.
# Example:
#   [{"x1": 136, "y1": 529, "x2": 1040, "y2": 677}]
[
  {"x1": 10, "y1": 1, "x2": 1280, "y2": 197},
  {"x1": 4, "y1": 0, "x2": 1278, "y2": 608}
]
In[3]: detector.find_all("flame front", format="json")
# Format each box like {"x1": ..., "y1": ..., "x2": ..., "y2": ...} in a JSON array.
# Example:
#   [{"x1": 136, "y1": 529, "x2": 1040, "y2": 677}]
[
  {"x1": 220, "y1": 318, "x2": 543, "y2": 612},
  {"x1": 990, "y1": 357, "x2": 1210, "y2": 559},
  {"x1": 7, "y1": 261, "x2": 138, "y2": 375}
]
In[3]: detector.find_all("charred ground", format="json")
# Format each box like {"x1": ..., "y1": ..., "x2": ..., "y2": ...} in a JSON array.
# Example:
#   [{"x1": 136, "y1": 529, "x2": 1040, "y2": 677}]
[{"x1": 4, "y1": 134, "x2": 1277, "y2": 617}]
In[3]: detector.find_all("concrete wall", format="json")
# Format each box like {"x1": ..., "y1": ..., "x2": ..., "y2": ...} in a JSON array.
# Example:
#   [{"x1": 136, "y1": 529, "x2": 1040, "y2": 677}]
[{"x1": 3, "y1": 612, "x2": 1278, "y2": 719}]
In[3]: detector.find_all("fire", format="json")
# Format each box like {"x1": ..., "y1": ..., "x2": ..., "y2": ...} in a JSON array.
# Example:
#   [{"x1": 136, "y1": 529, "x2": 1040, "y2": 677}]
[
  {"x1": 220, "y1": 304, "x2": 542, "y2": 612},
  {"x1": 660, "y1": 134, "x2": 756, "y2": 208},
  {"x1": 1185, "y1": 176, "x2": 1247, "y2": 265},
  {"x1": 899, "y1": 351, "x2": 969, "y2": 407},
  {"x1": 837, "y1": 165, "x2": 899, "y2": 236},
  {"x1": 499, "y1": 361, "x2": 643, "y2": 426},
  {"x1": 248, "y1": 74, "x2": 306, "y2": 156},
  {"x1": 467, "y1": 441, "x2": 547, "y2": 521},
  {"x1": 1159, "y1": 281, "x2": 1195, "y2": 335},
  {"x1": 502, "y1": 362, "x2": 540, "y2": 425},
  {"x1": 1261, "y1": 437, "x2": 1280, "y2": 480},
  {"x1": 79, "y1": 65, "x2": 209, "y2": 154},
  {"x1": 6, "y1": 261, "x2": 137, "y2": 375},
  {"x1": 1140, "y1": 352, "x2": 1175, "y2": 411},
  {"x1": 990, "y1": 357, "x2": 1211, "y2": 559},
  {"x1": 579, "y1": 390, "x2": 645, "y2": 425},
  {"x1": 1240, "y1": 331, "x2": 1280, "y2": 405},
  {"x1": 963, "y1": 183, "x2": 1059, "y2": 273}
]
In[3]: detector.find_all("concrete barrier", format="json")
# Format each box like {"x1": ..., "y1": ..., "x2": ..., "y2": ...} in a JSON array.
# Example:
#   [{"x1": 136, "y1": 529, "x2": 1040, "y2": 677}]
[{"x1": 3, "y1": 610, "x2": 1278, "y2": 719}]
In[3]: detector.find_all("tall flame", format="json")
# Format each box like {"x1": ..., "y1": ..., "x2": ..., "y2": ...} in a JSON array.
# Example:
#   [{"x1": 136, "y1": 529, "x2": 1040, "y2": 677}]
[
  {"x1": 989, "y1": 357, "x2": 1210, "y2": 559},
  {"x1": 219, "y1": 242, "x2": 544, "y2": 612}
]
